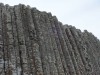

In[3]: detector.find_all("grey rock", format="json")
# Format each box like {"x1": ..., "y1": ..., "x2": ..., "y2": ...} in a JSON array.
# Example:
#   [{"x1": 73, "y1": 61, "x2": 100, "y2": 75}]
[{"x1": 0, "y1": 3, "x2": 100, "y2": 75}]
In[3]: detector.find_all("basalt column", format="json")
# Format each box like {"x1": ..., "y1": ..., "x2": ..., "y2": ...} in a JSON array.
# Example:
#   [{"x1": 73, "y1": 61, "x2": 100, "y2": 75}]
[{"x1": 0, "y1": 3, "x2": 100, "y2": 75}]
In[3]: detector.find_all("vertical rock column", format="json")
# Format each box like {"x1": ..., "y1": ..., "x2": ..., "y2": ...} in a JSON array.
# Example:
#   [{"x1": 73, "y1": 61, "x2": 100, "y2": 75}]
[
  {"x1": 2, "y1": 4, "x2": 10, "y2": 75},
  {"x1": 31, "y1": 8, "x2": 45, "y2": 75},
  {"x1": 5, "y1": 5, "x2": 15, "y2": 75},
  {"x1": 21, "y1": 5, "x2": 36, "y2": 75},
  {"x1": 44, "y1": 12, "x2": 65, "y2": 75},
  {"x1": 0, "y1": 3, "x2": 4, "y2": 75},
  {"x1": 69, "y1": 27, "x2": 93, "y2": 75},
  {"x1": 83, "y1": 31, "x2": 100, "y2": 75},
  {"x1": 52, "y1": 17, "x2": 76, "y2": 75},
  {"x1": 48, "y1": 13, "x2": 70, "y2": 75},
  {"x1": 39, "y1": 12, "x2": 58, "y2": 75},
  {"x1": 64, "y1": 25, "x2": 84, "y2": 75}
]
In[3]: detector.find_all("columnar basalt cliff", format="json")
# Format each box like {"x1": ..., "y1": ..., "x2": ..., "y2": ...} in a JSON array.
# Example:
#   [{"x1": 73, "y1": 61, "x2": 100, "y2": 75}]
[{"x1": 0, "y1": 3, "x2": 100, "y2": 75}]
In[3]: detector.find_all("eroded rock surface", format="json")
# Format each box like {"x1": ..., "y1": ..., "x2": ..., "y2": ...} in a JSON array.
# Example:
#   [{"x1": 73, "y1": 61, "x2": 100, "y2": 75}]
[{"x1": 0, "y1": 3, "x2": 100, "y2": 75}]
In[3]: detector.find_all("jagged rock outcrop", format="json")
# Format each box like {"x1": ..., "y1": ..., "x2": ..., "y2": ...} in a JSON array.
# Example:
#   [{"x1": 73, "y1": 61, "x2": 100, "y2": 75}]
[{"x1": 0, "y1": 3, "x2": 100, "y2": 75}]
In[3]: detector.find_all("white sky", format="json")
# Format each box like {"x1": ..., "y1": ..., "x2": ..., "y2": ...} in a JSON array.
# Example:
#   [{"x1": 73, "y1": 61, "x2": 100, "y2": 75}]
[{"x1": 0, "y1": 0, "x2": 100, "y2": 39}]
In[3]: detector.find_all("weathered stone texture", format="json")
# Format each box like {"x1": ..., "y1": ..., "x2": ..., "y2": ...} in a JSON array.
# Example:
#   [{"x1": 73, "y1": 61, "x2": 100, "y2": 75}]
[{"x1": 0, "y1": 3, "x2": 100, "y2": 75}]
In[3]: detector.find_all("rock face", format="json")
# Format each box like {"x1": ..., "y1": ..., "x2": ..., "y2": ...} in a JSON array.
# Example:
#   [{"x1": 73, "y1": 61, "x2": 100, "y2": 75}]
[{"x1": 0, "y1": 3, "x2": 100, "y2": 75}]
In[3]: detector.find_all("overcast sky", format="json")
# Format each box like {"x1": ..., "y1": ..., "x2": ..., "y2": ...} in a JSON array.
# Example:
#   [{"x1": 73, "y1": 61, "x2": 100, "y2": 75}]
[{"x1": 0, "y1": 0, "x2": 100, "y2": 39}]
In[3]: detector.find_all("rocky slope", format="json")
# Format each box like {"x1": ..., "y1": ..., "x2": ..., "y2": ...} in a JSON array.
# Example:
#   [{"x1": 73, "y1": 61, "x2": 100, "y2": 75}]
[{"x1": 0, "y1": 3, "x2": 100, "y2": 75}]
